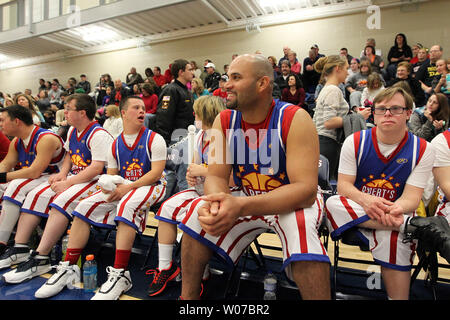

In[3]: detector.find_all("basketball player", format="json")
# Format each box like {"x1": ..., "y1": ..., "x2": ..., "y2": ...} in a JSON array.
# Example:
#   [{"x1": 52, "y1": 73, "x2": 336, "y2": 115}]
[
  {"x1": 431, "y1": 129, "x2": 450, "y2": 225},
  {"x1": 34, "y1": 96, "x2": 167, "y2": 300},
  {"x1": 325, "y1": 86, "x2": 449, "y2": 300},
  {"x1": 0, "y1": 105, "x2": 64, "y2": 256},
  {"x1": 1, "y1": 94, "x2": 113, "y2": 284},
  {"x1": 178, "y1": 54, "x2": 331, "y2": 300}
]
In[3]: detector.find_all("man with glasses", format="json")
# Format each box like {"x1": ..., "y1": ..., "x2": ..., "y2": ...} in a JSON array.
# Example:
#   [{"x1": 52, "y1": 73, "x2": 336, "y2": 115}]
[
  {"x1": 415, "y1": 45, "x2": 443, "y2": 94},
  {"x1": 0, "y1": 94, "x2": 114, "y2": 285},
  {"x1": 326, "y1": 86, "x2": 450, "y2": 299}
]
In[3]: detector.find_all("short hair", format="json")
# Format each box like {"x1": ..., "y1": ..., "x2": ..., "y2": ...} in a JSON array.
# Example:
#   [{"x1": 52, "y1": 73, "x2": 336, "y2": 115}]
[
  {"x1": 397, "y1": 61, "x2": 412, "y2": 73},
  {"x1": 119, "y1": 95, "x2": 143, "y2": 112},
  {"x1": 364, "y1": 45, "x2": 376, "y2": 55},
  {"x1": 193, "y1": 96, "x2": 225, "y2": 128},
  {"x1": 373, "y1": 86, "x2": 414, "y2": 111},
  {"x1": 340, "y1": 48, "x2": 348, "y2": 52},
  {"x1": 0, "y1": 104, "x2": 34, "y2": 126},
  {"x1": 65, "y1": 93, "x2": 96, "y2": 120},
  {"x1": 280, "y1": 59, "x2": 291, "y2": 68},
  {"x1": 171, "y1": 59, "x2": 190, "y2": 79}
]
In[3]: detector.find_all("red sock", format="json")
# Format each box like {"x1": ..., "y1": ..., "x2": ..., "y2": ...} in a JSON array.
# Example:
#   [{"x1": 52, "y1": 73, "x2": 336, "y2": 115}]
[
  {"x1": 114, "y1": 249, "x2": 131, "y2": 270},
  {"x1": 64, "y1": 248, "x2": 82, "y2": 265}
]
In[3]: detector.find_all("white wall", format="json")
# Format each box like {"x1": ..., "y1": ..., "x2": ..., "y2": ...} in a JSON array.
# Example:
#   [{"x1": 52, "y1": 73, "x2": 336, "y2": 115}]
[{"x1": 1, "y1": 0, "x2": 449, "y2": 95}]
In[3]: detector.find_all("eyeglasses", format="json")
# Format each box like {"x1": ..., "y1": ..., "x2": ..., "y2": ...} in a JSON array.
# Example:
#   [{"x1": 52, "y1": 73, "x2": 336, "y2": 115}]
[{"x1": 373, "y1": 106, "x2": 408, "y2": 115}]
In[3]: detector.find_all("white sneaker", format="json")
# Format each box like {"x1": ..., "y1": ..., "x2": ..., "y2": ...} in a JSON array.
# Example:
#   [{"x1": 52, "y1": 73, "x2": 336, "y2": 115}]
[
  {"x1": 91, "y1": 267, "x2": 132, "y2": 300},
  {"x1": 2, "y1": 251, "x2": 51, "y2": 284},
  {"x1": 0, "y1": 245, "x2": 30, "y2": 270},
  {"x1": 35, "y1": 261, "x2": 81, "y2": 299}
]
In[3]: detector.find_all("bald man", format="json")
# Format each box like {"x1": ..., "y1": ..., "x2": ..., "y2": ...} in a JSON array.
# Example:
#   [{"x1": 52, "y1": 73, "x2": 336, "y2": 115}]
[
  {"x1": 111, "y1": 79, "x2": 129, "y2": 106},
  {"x1": 178, "y1": 54, "x2": 331, "y2": 300}
]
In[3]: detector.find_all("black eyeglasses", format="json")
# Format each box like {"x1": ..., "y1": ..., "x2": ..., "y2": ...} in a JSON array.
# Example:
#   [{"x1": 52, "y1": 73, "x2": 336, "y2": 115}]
[{"x1": 373, "y1": 106, "x2": 408, "y2": 115}]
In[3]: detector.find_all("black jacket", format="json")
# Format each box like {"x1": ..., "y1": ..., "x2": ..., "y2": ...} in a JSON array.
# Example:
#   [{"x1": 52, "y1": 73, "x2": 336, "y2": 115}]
[
  {"x1": 152, "y1": 80, "x2": 194, "y2": 145},
  {"x1": 204, "y1": 72, "x2": 221, "y2": 92}
]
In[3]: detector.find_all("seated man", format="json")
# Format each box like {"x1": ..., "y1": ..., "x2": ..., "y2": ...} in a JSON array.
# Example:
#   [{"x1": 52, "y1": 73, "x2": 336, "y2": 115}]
[
  {"x1": 34, "y1": 96, "x2": 167, "y2": 300},
  {"x1": 431, "y1": 129, "x2": 450, "y2": 226},
  {"x1": 325, "y1": 87, "x2": 449, "y2": 300},
  {"x1": 0, "y1": 94, "x2": 113, "y2": 283},
  {"x1": 0, "y1": 105, "x2": 65, "y2": 255},
  {"x1": 178, "y1": 54, "x2": 331, "y2": 300}
]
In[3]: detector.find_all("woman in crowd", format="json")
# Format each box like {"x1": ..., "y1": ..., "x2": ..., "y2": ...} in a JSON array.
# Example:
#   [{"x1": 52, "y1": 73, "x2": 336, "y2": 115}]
[
  {"x1": 313, "y1": 55, "x2": 350, "y2": 180},
  {"x1": 281, "y1": 74, "x2": 305, "y2": 107},
  {"x1": 35, "y1": 89, "x2": 51, "y2": 112},
  {"x1": 408, "y1": 92, "x2": 449, "y2": 141},
  {"x1": 268, "y1": 56, "x2": 281, "y2": 79},
  {"x1": 141, "y1": 83, "x2": 158, "y2": 128},
  {"x1": 191, "y1": 78, "x2": 210, "y2": 100},
  {"x1": 386, "y1": 33, "x2": 413, "y2": 79},
  {"x1": 387, "y1": 61, "x2": 426, "y2": 107},
  {"x1": 362, "y1": 45, "x2": 384, "y2": 74},
  {"x1": 102, "y1": 104, "x2": 123, "y2": 139},
  {"x1": 14, "y1": 94, "x2": 45, "y2": 126},
  {"x1": 346, "y1": 58, "x2": 360, "y2": 80},
  {"x1": 345, "y1": 59, "x2": 372, "y2": 109},
  {"x1": 287, "y1": 50, "x2": 301, "y2": 75}
]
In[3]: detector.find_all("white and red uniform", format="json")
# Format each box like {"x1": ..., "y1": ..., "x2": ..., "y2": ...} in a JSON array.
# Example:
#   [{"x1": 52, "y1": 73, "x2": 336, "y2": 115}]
[
  {"x1": 178, "y1": 101, "x2": 329, "y2": 281},
  {"x1": 431, "y1": 129, "x2": 450, "y2": 224},
  {"x1": 20, "y1": 122, "x2": 113, "y2": 219},
  {"x1": 326, "y1": 128, "x2": 435, "y2": 271},
  {"x1": 72, "y1": 127, "x2": 167, "y2": 233},
  {"x1": 0, "y1": 126, "x2": 64, "y2": 211}
]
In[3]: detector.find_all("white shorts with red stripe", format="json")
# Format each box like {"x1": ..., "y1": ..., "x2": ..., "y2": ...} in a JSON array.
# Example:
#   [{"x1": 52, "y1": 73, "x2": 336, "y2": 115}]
[
  {"x1": 21, "y1": 176, "x2": 102, "y2": 219},
  {"x1": 178, "y1": 192, "x2": 329, "y2": 281},
  {"x1": 0, "y1": 176, "x2": 49, "y2": 209},
  {"x1": 72, "y1": 184, "x2": 166, "y2": 233},
  {"x1": 435, "y1": 201, "x2": 450, "y2": 224},
  {"x1": 325, "y1": 195, "x2": 417, "y2": 271},
  {"x1": 156, "y1": 187, "x2": 242, "y2": 225}
]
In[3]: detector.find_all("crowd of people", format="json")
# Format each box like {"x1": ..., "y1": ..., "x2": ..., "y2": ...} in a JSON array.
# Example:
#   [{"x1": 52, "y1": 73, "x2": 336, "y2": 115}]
[{"x1": 0, "y1": 32, "x2": 449, "y2": 301}]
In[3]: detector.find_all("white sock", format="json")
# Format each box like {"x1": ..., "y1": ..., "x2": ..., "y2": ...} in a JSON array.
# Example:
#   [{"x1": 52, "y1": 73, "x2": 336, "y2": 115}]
[
  {"x1": 14, "y1": 243, "x2": 29, "y2": 248},
  {"x1": 0, "y1": 201, "x2": 21, "y2": 243},
  {"x1": 158, "y1": 243, "x2": 173, "y2": 270}
]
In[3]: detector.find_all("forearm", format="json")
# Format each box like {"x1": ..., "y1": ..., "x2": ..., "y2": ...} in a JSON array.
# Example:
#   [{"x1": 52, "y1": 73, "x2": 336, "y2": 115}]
[
  {"x1": 204, "y1": 175, "x2": 230, "y2": 195},
  {"x1": 66, "y1": 162, "x2": 105, "y2": 186},
  {"x1": 7, "y1": 167, "x2": 43, "y2": 180},
  {"x1": 238, "y1": 182, "x2": 316, "y2": 217},
  {"x1": 129, "y1": 169, "x2": 164, "y2": 189},
  {"x1": 337, "y1": 180, "x2": 367, "y2": 207},
  {"x1": 324, "y1": 116, "x2": 343, "y2": 129}
]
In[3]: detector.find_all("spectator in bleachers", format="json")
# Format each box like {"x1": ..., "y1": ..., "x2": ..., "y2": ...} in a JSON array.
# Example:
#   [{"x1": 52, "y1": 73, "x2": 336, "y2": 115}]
[
  {"x1": 35, "y1": 89, "x2": 50, "y2": 113},
  {"x1": 360, "y1": 72, "x2": 385, "y2": 108},
  {"x1": 141, "y1": 83, "x2": 158, "y2": 129},
  {"x1": 386, "y1": 33, "x2": 413, "y2": 80},
  {"x1": 387, "y1": 61, "x2": 426, "y2": 107},
  {"x1": 315, "y1": 73, "x2": 346, "y2": 101},
  {"x1": 111, "y1": 79, "x2": 129, "y2": 106},
  {"x1": 190, "y1": 61, "x2": 202, "y2": 79},
  {"x1": 14, "y1": 94, "x2": 45, "y2": 126},
  {"x1": 361, "y1": 45, "x2": 384, "y2": 75},
  {"x1": 416, "y1": 45, "x2": 443, "y2": 94},
  {"x1": 212, "y1": 75, "x2": 228, "y2": 104},
  {"x1": 340, "y1": 47, "x2": 354, "y2": 65},
  {"x1": 164, "y1": 64, "x2": 173, "y2": 84},
  {"x1": 432, "y1": 59, "x2": 450, "y2": 97},
  {"x1": 132, "y1": 84, "x2": 141, "y2": 96},
  {"x1": 204, "y1": 62, "x2": 221, "y2": 93},
  {"x1": 191, "y1": 78, "x2": 209, "y2": 100},
  {"x1": 144, "y1": 67, "x2": 154, "y2": 80},
  {"x1": 268, "y1": 56, "x2": 281, "y2": 79},
  {"x1": 101, "y1": 86, "x2": 112, "y2": 107},
  {"x1": 277, "y1": 45, "x2": 291, "y2": 68},
  {"x1": 346, "y1": 58, "x2": 360, "y2": 80},
  {"x1": 65, "y1": 78, "x2": 76, "y2": 95},
  {"x1": 288, "y1": 50, "x2": 302, "y2": 75},
  {"x1": 95, "y1": 74, "x2": 113, "y2": 107},
  {"x1": 359, "y1": 38, "x2": 383, "y2": 59},
  {"x1": 77, "y1": 74, "x2": 91, "y2": 94},
  {"x1": 153, "y1": 66, "x2": 167, "y2": 88},
  {"x1": 410, "y1": 43, "x2": 424, "y2": 66},
  {"x1": 303, "y1": 48, "x2": 321, "y2": 94},
  {"x1": 38, "y1": 79, "x2": 46, "y2": 92},
  {"x1": 412, "y1": 47, "x2": 429, "y2": 77},
  {"x1": 199, "y1": 59, "x2": 211, "y2": 83},
  {"x1": 274, "y1": 60, "x2": 293, "y2": 93},
  {"x1": 103, "y1": 104, "x2": 123, "y2": 139},
  {"x1": 281, "y1": 74, "x2": 305, "y2": 107},
  {"x1": 409, "y1": 93, "x2": 449, "y2": 142},
  {"x1": 48, "y1": 82, "x2": 63, "y2": 108},
  {"x1": 0, "y1": 130, "x2": 10, "y2": 161},
  {"x1": 345, "y1": 59, "x2": 372, "y2": 110},
  {"x1": 313, "y1": 55, "x2": 350, "y2": 180},
  {"x1": 126, "y1": 67, "x2": 144, "y2": 88}
]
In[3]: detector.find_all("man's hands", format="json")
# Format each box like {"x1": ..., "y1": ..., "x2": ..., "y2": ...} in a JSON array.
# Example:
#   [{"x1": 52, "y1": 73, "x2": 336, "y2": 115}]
[
  {"x1": 102, "y1": 183, "x2": 133, "y2": 202},
  {"x1": 361, "y1": 193, "x2": 404, "y2": 228},
  {"x1": 197, "y1": 192, "x2": 243, "y2": 237}
]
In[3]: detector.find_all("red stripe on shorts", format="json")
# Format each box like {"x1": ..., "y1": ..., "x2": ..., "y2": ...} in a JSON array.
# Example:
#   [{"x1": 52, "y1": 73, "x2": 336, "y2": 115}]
[
  {"x1": 296, "y1": 209, "x2": 308, "y2": 254},
  {"x1": 11, "y1": 179, "x2": 33, "y2": 199},
  {"x1": 340, "y1": 196, "x2": 359, "y2": 220},
  {"x1": 389, "y1": 231, "x2": 399, "y2": 265},
  {"x1": 63, "y1": 181, "x2": 98, "y2": 211},
  {"x1": 29, "y1": 184, "x2": 52, "y2": 211}
]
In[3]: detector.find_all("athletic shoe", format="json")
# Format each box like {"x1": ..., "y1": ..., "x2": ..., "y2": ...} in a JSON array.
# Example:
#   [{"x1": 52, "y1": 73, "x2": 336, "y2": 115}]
[
  {"x1": 146, "y1": 262, "x2": 180, "y2": 296},
  {"x1": 91, "y1": 267, "x2": 132, "y2": 300},
  {"x1": 404, "y1": 216, "x2": 450, "y2": 264},
  {"x1": 2, "y1": 251, "x2": 51, "y2": 284},
  {"x1": 0, "y1": 245, "x2": 30, "y2": 270},
  {"x1": 35, "y1": 261, "x2": 81, "y2": 299}
]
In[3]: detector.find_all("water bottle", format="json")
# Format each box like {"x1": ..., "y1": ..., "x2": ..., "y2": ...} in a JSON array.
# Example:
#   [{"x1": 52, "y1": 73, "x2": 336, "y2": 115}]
[
  {"x1": 263, "y1": 271, "x2": 277, "y2": 300},
  {"x1": 83, "y1": 254, "x2": 97, "y2": 293},
  {"x1": 61, "y1": 229, "x2": 70, "y2": 261}
]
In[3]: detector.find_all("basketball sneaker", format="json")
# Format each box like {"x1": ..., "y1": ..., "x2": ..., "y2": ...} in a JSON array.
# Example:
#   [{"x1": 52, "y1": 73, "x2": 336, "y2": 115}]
[
  {"x1": 91, "y1": 266, "x2": 132, "y2": 300},
  {"x1": 35, "y1": 261, "x2": 81, "y2": 299},
  {"x1": 404, "y1": 216, "x2": 450, "y2": 264},
  {"x1": 0, "y1": 245, "x2": 30, "y2": 270},
  {"x1": 147, "y1": 262, "x2": 180, "y2": 296},
  {"x1": 2, "y1": 250, "x2": 51, "y2": 284}
]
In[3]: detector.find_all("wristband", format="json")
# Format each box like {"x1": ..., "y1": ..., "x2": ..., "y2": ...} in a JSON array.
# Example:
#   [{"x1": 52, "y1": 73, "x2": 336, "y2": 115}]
[{"x1": 0, "y1": 172, "x2": 7, "y2": 184}]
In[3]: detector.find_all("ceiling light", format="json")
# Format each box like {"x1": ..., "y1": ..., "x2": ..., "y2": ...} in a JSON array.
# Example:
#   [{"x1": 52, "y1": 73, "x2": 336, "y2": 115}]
[{"x1": 77, "y1": 26, "x2": 118, "y2": 42}]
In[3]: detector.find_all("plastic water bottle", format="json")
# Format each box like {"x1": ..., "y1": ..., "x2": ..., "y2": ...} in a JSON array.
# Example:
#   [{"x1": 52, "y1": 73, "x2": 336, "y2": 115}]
[
  {"x1": 263, "y1": 271, "x2": 277, "y2": 300},
  {"x1": 83, "y1": 254, "x2": 97, "y2": 293}
]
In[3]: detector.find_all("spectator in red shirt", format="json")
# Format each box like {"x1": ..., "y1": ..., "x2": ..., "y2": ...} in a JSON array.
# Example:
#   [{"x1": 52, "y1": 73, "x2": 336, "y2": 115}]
[
  {"x1": 164, "y1": 64, "x2": 173, "y2": 84},
  {"x1": 212, "y1": 75, "x2": 228, "y2": 104},
  {"x1": 0, "y1": 130, "x2": 10, "y2": 162},
  {"x1": 153, "y1": 67, "x2": 167, "y2": 88},
  {"x1": 141, "y1": 83, "x2": 158, "y2": 129},
  {"x1": 281, "y1": 74, "x2": 306, "y2": 107}
]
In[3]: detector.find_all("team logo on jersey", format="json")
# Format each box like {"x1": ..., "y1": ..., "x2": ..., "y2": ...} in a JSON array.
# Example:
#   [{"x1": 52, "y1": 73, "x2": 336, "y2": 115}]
[
  {"x1": 123, "y1": 159, "x2": 144, "y2": 181},
  {"x1": 70, "y1": 150, "x2": 90, "y2": 174},
  {"x1": 240, "y1": 171, "x2": 283, "y2": 196},
  {"x1": 360, "y1": 174, "x2": 400, "y2": 201},
  {"x1": 396, "y1": 158, "x2": 408, "y2": 164}
]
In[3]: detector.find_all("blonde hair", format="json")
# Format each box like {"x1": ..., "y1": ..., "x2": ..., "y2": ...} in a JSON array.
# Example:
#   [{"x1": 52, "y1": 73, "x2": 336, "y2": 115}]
[
  {"x1": 193, "y1": 95, "x2": 225, "y2": 128},
  {"x1": 373, "y1": 86, "x2": 414, "y2": 111},
  {"x1": 314, "y1": 55, "x2": 347, "y2": 76},
  {"x1": 367, "y1": 72, "x2": 383, "y2": 90},
  {"x1": 397, "y1": 61, "x2": 411, "y2": 73},
  {"x1": 106, "y1": 104, "x2": 120, "y2": 118},
  {"x1": 191, "y1": 78, "x2": 205, "y2": 96}
]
